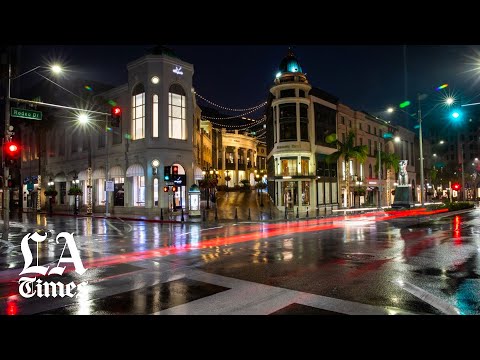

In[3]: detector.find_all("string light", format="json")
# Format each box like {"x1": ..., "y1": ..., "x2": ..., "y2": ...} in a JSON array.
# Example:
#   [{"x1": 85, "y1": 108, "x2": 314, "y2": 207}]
[
  {"x1": 201, "y1": 104, "x2": 266, "y2": 120},
  {"x1": 207, "y1": 116, "x2": 266, "y2": 129},
  {"x1": 195, "y1": 91, "x2": 267, "y2": 112}
]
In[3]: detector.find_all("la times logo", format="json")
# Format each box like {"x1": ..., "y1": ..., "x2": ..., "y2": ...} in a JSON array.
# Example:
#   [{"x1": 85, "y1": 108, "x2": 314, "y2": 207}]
[{"x1": 18, "y1": 232, "x2": 88, "y2": 299}]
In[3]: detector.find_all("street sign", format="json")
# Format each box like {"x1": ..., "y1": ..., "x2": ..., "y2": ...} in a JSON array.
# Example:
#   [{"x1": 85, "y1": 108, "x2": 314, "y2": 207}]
[
  {"x1": 27, "y1": 182, "x2": 34, "y2": 191},
  {"x1": 11, "y1": 107, "x2": 42, "y2": 120},
  {"x1": 105, "y1": 180, "x2": 114, "y2": 192}
]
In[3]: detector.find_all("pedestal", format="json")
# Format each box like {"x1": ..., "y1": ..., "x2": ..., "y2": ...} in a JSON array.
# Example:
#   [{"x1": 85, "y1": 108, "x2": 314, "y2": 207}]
[{"x1": 392, "y1": 186, "x2": 414, "y2": 209}]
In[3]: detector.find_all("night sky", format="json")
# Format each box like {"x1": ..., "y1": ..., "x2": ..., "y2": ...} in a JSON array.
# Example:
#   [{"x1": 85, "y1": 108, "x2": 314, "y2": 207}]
[{"x1": 17, "y1": 45, "x2": 480, "y2": 126}]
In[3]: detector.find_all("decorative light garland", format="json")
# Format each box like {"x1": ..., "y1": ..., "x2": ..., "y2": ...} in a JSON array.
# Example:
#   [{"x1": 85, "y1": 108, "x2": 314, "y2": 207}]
[
  {"x1": 207, "y1": 116, "x2": 266, "y2": 129},
  {"x1": 201, "y1": 104, "x2": 266, "y2": 120},
  {"x1": 195, "y1": 91, "x2": 267, "y2": 112}
]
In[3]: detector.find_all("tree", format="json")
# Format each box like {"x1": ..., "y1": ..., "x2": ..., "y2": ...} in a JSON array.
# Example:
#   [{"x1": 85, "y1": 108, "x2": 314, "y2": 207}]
[
  {"x1": 326, "y1": 130, "x2": 368, "y2": 208},
  {"x1": 375, "y1": 150, "x2": 400, "y2": 206}
]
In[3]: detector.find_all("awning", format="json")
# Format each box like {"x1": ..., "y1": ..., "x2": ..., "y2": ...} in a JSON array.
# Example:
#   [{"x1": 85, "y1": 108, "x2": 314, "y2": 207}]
[
  {"x1": 194, "y1": 166, "x2": 203, "y2": 180},
  {"x1": 92, "y1": 168, "x2": 106, "y2": 179},
  {"x1": 78, "y1": 170, "x2": 87, "y2": 181},
  {"x1": 109, "y1": 165, "x2": 125, "y2": 178},
  {"x1": 54, "y1": 172, "x2": 67, "y2": 182},
  {"x1": 126, "y1": 164, "x2": 144, "y2": 177}
]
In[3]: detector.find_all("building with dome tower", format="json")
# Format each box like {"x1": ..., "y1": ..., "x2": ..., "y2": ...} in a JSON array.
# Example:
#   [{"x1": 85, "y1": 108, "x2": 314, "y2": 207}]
[
  {"x1": 266, "y1": 49, "x2": 407, "y2": 213},
  {"x1": 266, "y1": 49, "x2": 340, "y2": 214}
]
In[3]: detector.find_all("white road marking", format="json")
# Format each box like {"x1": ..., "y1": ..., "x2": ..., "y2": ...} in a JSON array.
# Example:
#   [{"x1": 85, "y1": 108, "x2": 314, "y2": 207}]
[
  {"x1": 178, "y1": 226, "x2": 224, "y2": 237},
  {"x1": 155, "y1": 270, "x2": 413, "y2": 315},
  {"x1": 105, "y1": 220, "x2": 123, "y2": 235},
  {"x1": 395, "y1": 280, "x2": 460, "y2": 315}
]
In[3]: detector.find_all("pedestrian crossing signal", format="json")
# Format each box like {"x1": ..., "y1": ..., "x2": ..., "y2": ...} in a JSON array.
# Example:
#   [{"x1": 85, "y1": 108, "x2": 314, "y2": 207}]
[
  {"x1": 163, "y1": 186, "x2": 169, "y2": 192},
  {"x1": 171, "y1": 186, "x2": 177, "y2": 192}
]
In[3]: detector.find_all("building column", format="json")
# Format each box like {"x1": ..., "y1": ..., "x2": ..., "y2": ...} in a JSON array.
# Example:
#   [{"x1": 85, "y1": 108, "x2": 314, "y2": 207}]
[
  {"x1": 222, "y1": 146, "x2": 226, "y2": 185},
  {"x1": 234, "y1": 146, "x2": 239, "y2": 185},
  {"x1": 145, "y1": 167, "x2": 153, "y2": 208}
]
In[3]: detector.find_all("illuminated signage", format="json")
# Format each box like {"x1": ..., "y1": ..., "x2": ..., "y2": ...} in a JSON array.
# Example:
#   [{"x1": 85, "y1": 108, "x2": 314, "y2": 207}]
[{"x1": 173, "y1": 66, "x2": 183, "y2": 75}]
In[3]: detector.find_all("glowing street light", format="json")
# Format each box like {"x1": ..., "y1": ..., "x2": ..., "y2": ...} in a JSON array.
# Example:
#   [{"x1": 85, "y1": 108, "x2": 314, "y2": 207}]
[{"x1": 78, "y1": 113, "x2": 90, "y2": 124}]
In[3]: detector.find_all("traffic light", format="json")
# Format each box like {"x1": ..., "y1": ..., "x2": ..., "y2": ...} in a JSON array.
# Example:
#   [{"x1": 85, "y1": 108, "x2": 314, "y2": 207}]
[
  {"x1": 164, "y1": 166, "x2": 171, "y2": 181},
  {"x1": 4, "y1": 141, "x2": 21, "y2": 168},
  {"x1": 171, "y1": 186, "x2": 177, "y2": 192},
  {"x1": 172, "y1": 165, "x2": 178, "y2": 175},
  {"x1": 452, "y1": 183, "x2": 461, "y2": 191},
  {"x1": 111, "y1": 106, "x2": 122, "y2": 127},
  {"x1": 7, "y1": 178, "x2": 14, "y2": 188},
  {"x1": 450, "y1": 109, "x2": 462, "y2": 121},
  {"x1": 163, "y1": 186, "x2": 169, "y2": 192}
]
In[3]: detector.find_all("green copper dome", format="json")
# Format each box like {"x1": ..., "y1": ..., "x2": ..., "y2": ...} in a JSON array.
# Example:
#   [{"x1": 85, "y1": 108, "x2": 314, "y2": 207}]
[{"x1": 278, "y1": 48, "x2": 303, "y2": 75}]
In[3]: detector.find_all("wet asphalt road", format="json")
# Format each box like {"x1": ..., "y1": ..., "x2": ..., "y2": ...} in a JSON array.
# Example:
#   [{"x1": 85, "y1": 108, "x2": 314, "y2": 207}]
[{"x1": 0, "y1": 208, "x2": 479, "y2": 315}]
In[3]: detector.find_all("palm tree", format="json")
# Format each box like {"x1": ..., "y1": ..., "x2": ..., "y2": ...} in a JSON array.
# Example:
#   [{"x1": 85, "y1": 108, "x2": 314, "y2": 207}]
[
  {"x1": 375, "y1": 151, "x2": 400, "y2": 206},
  {"x1": 326, "y1": 130, "x2": 368, "y2": 208}
]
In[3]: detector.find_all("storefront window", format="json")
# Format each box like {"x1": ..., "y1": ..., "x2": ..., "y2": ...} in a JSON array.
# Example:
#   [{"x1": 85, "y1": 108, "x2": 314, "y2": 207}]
[
  {"x1": 133, "y1": 176, "x2": 145, "y2": 206},
  {"x1": 301, "y1": 157, "x2": 309, "y2": 176},
  {"x1": 281, "y1": 181, "x2": 298, "y2": 208},
  {"x1": 281, "y1": 158, "x2": 297, "y2": 176},
  {"x1": 301, "y1": 181, "x2": 310, "y2": 205}
]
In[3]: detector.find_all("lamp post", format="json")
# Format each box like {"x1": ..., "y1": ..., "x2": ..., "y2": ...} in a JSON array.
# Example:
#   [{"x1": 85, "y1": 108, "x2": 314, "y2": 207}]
[
  {"x1": 3, "y1": 62, "x2": 63, "y2": 235},
  {"x1": 202, "y1": 169, "x2": 209, "y2": 209},
  {"x1": 78, "y1": 113, "x2": 93, "y2": 215},
  {"x1": 47, "y1": 178, "x2": 54, "y2": 215},
  {"x1": 72, "y1": 173, "x2": 79, "y2": 215}
]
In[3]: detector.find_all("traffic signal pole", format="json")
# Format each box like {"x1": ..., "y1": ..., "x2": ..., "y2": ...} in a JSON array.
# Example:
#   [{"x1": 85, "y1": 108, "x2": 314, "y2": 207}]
[
  {"x1": 105, "y1": 114, "x2": 110, "y2": 216},
  {"x1": 2, "y1": 63, "x2": 11, "y2": 237}
]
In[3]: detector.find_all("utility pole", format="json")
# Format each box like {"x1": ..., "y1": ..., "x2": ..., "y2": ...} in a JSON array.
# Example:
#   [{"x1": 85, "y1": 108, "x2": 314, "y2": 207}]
[
  {"x1": 2, "y1": 63, "x2": 11, "y2": 236},
  {"x1": 418, "y1": 93, "x2": 425, "y2": 206},
  {"x1": 378, "y1": 141, "x2": 382, "y2": 208}
]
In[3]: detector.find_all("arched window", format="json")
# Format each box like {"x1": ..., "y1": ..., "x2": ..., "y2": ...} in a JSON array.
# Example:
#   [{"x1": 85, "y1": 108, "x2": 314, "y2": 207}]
[
  {"x1": 169, "y1": 84, "x2": 186, "y2": 140},
  {"x1": 132, "y1": 83, "x2": 145, "y2": 140},
  {"x1": 153, "y1": 94, "x2": 159, "y2": 138}
]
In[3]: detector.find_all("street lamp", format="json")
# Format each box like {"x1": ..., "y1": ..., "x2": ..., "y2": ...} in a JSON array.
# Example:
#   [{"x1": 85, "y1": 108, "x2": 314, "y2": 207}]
[
  {"x1": 3, "y1": 62, "x2": 64, "y2": 234},
  {"x1": 77, "y1": 114, "x2": 94, "y2": 215}
]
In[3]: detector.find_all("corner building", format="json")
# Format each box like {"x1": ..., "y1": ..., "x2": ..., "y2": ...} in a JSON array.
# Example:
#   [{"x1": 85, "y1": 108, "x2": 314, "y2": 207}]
[
  {"x1": 20, "y1": 47, "x2": 194, "y2": 215},
  {"x1": 266, "y1": 50, "x2": 339, "y2": 214}
]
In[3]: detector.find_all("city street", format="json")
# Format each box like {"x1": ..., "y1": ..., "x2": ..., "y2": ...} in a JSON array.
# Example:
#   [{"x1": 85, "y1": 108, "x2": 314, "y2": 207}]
[{"x1": 1, "y1": 208, "x2": 479, "y2": 315}]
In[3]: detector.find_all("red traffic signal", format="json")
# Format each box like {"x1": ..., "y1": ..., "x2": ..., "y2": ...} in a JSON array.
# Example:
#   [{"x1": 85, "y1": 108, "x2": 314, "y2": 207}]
[
  {"x1": 111, "y1": 106, "x2": 121, "y2": 117},
  {"x1": 172, "y1": 166, "x2": 178, "y2": 175},
  {"x1": 163, "y1": 186, "x2": 169, "y2": 192},
  {"x1": 111, "y1": 106, "x2": 122, "y2": 127},
  {"x1": 4, "y1": 141, "x2": 21, "y2": 167},
  {"x1": 452, "y1": 183, "x2": 461, "y2": 191}
]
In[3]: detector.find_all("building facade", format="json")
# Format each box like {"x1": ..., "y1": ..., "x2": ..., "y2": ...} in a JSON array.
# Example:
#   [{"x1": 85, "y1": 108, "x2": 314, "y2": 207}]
[{"x1": 20, "y1": 47, "x2": 195, "y2": 215}]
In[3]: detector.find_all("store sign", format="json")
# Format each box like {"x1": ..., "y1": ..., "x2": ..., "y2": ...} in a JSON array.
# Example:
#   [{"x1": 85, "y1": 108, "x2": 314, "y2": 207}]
[
  {"x1": 173, "y1": 66, "x2": 183, "y2": 75},
  {"x1": 105, "y1": 181, "x2": 114, "y2": 192},
  {"x1": 172, "y1": 175, "x2": 186, "y2": 186}
]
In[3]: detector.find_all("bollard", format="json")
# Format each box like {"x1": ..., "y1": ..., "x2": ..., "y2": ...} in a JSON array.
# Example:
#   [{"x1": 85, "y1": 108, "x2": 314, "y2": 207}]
[
  {"x1": 215, "y1": 207, "x2": 218, "y2": 221},
  {"x1": 181, "y1": 208, "x2": 185, "y2": 222},
  {"x1": 248, "y1": 208, "x2": 251, "y2": 220},
  {"x1": 202, "y1": 209, "x2": 206, "y2": 222},
  {"x1": 160, "y1": 208, "x2": 164, "y2": 221},
  {"x1": 235, "y1": 208, "x2": 238, "y2": 222},
  {"x1": 296, "y1": 206, "x2": 299, "y2": 219},
  {"x1": 306, "y1": 207, "x2": 309, "y2": 218}
]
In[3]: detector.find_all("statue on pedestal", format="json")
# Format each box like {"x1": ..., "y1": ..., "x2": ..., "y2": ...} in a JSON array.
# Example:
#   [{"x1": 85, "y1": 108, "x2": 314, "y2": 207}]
[{"x1": 398, "y1": 160, "x2": 408, "y2": 186}]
